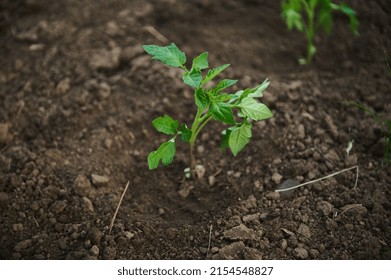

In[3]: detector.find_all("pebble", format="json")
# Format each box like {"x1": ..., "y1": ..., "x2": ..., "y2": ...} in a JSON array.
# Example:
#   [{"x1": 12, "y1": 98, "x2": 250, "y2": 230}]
[
  {"x1": 292, "y1": 196, "x2": 306, "y2": 209},
  {"x1": 91, "y1": 174, "x2": 109, "y2": 187},
  {"x1": 272, "y1": 172, "x2": 283, "y2": 184},
  {"x1": 12, "y1": 223, "x2": 24, "y2": 232},
  {"x1": 242, "y1": 195, "x2": 257, "y2": 209},
  {"x1": 178, "y1": 183, "x2": 194, "y2": 199},
  {"x1": 195, "y1": 165, "x2": 206, "y2": 179},
  {"x1": 98, "y1": 82, "x2": 111, "y2": 99},
  {"x1": 293, "y1": 247, "x2": 308, "y2": 259},
  {"x1": 280, "y1": 239, "x2": 288, "y2": 250},
  {"x1": 90, "y1": 245, "x2": 100, "y2": 257},
  {"x1": 50, "y1": 200, "x2": 67, "y2": 214},
  {"x1": 297, "y1": 224, "x2": 311, "y2": 238},
  {"x1": 14, "y1": 239, "x2": 32, "y2": 252},
  {"x1": 208, "y1": 175, "x2": 216, "y2": 186},
  {"x1": 223, "y1": 224, "x2": 259, "y2": 241},
  {"x1": 265, "y1": 192, "x2": 280, "y2": 200},
  {"x1": 317, "y1": 201, "x2": 335, "y2": 216},
  {"x1": 74, "y1": 175, "x2": 92, "y2": 196},
  {"x1": 297, "y1": 124, "x2": 306, "y2": 139},
  {"x1": 213, "y1": 241, "x2": 245, "y2": 260},
  {"x1": 91, "y1": 47, "x2": 121, "y2": 70},
  {"x1": 56, "y1": 77, "x2": 71, "y2": 94},
  {"x1": 82, "y1": 197, "x2": 94, "y2": 212}
]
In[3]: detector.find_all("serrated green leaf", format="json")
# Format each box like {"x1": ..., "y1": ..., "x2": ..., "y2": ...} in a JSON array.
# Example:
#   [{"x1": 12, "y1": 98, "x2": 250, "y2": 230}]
[
  {"x1": 195, "y1": 88, "x2": 209, "y2": 110},
  {"x1": 229, "y1": 121, "x2": 252, "y2": 156},
  {"x1": 147, "y1": 140, "x2": 176, "y2": 169},
  {"x1": 216, "y1": 79, "x2": 238, "y2": 92},
  {"x1": 143, "y1": 43, "x2": 186, "y2": 67},
  {"x1": 183, "y1": 68, "x2": 202, "y2": 88},
  {"x1": 180, "y1": 124, "x2": 192, "y2": 142},
  {"x1": 202, "y1": 64, "x2": 230, "y2": 85},
  {"x1": 192, "y1": 52, "x2": 209, "y2": 70},
  {"x1": 248, "y1": 79, "x2": 270, "y2": 98},
  {"x1": 210, "y1": 102, "x2": 235, "y2": 125},
  {"x1": 152, "y1": 115, "x2": 179, "y2": 135},
  {"x1": 282, "y1": 9, "x2": 304, "y2": 31},
  {"x1": 220, "y1": 128, "x2": 233, "y2": 150},
  {"x1": 238, "y1": 97, "x2": 273, "y2": 121}
]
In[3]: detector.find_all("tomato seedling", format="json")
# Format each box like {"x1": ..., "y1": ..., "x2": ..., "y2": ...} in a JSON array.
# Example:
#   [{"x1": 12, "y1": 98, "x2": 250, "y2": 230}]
[
  {"x1": 282, "y1": 0, "x2": 359, "y2": 64},
  {"x1": 143, "y1": 43, "x2": 273, "y2": 173}
]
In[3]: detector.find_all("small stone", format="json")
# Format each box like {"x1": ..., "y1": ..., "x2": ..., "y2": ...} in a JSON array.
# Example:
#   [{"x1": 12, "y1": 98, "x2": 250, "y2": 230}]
[
  {"x1": 104, "y1": 138, "x2": 113, "y2": 149},
  {"x1": 50, "y1": 200, "x2": 67, "y2": 214},
  {"x1": 292, "y1": 196, "x2": 306, "y2": 209},
  {"x1": 280, "y1": 239, "x2": 288, "y2": 250},
  {"x1": 293, "y1": 247, "x2": 308, "y2": 259},
  {"x1": 309, "y1": 249, "x2": 320, "y2": 258},
  {"x1": 29, "y1": 44, "x2": 45, "y2": 51},
  {"x1": 272, "y1": 172, "x2": 283, "y2": 184},
  {"x1": 297, "y1": 124, "x2": 305, "y2": 139},
  {"x1": 74, "y1": 175, "x2": 92, "y2": 196},
  {"x1": 242, "y1": 213, "x2": 260, "y2": 226},
  {"x1": 0, "y1": 123, "x2": 11, "y2": 144},
  {"x1": 213, "y1": 241, "x2": 245, "y2": 260},
  {"x1": 178, "y1": 183, "x2": 194, "y2": 199},
  {"x1": 91, "y1": 47, "x2": 121, "y2": 70},
  {"x1": 208, "y1": 175, "x2": 216, "y2": 187},
  {"x1": 98, "y1": 82, "x2": 111, "y2": 99},
  {"x1": 297, "y1": 223, "x2": 311, "y2": 238},
  {"x1": 82, "y1": 197, "x2": 94, "y2": 212},
  {"x1": 12, "y1": 223, "x2": 24, "y2": 232},
  {"x1": 195, "y1": 165, "x2": 206, "y2": 179},
  {"x1": 265, "y1": 192, "x2": 280, "y2": 200},
  {"x1": 325, "y1": 150, "x2": 340, "y2": 162},
  {"x1": 197, "y1": 145, "x2": 205, "y2": 154},
  {"x1": 209, "y1": 247, "x2": 218, "y2": 254},
  {"x1": 317, "y1": 201, "x2": 335, "y2": 216},
  {"x1": 223, "y1": 224, "x2": 259, "y2": 241},
  {"x1": 14, "y1": 239, "x2": 32, "y2": 252},
  {"x1": 56, "y1": 77, "x2": 71, "y2": 94},
  {"x1": 90, "y1": 245, "x2": 99, "y2": 257},
  {"x1": 242, "y1": 195, "x2": 257, "y2": 209},
  {"x1": 124, "y1": 231, "x2": 135, "y2": 239},
  {"x1": 91, "y1": 174, "x2": 109, "y2": 186}
]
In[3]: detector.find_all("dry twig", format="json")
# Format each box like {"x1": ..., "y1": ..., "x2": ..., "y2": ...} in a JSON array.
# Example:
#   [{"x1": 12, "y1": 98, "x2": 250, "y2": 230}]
[{"x1": 109, "y1": 181, "x2": 130, "y2": 235}]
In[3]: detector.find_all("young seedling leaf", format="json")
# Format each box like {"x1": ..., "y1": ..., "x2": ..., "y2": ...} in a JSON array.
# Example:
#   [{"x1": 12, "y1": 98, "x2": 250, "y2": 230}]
[
  {"x1": 238, "y1": 97, "x2": 273, "y2": 121},
  {"x1": 180, "y1": 124, "x2": 192, "y2": 142},
  {"x1": 192, "y1": 52, "x2": 209, "y2": 70},
  {"x1": 282, "y1": 9, "x2": 304, "y2": 31},
  {"x1": 202, "y1": 64, "x2": 230, "y2": 85},
  {"x1": 210, "y1": 102, "x2": 235, "y2": 125},
  {"x1": 229, "y1": 121, "x2": 252, "y2": 156},
  {"x1": 248, "y1": 79, "x2": 270, "y2": 98},
  {"x1": 183, "y1": 68, "x2": 202, "y2": 88},
  {"x1": 152, "y1": 115, "x2": 179, "y2": 135},
  {"x1": 195, "y1": 88, "x2": 209, "y2": 110},
  {"x1": 143, "y1": 43, "x2": 186, "y2": 67},
  {"x1": 215, "y1": 79, "x2": 238, "y2": 92},
  {"x1": 148, "y1": 140, "x2": 176, "y2": 169}
]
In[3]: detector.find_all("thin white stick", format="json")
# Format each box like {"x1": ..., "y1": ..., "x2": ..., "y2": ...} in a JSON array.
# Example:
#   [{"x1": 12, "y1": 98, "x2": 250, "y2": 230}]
[
  {"x1": 206, "y1": 224, "x2": 213, "y2": 258},
  {"x1": 109, "y1": 181, "x2": 130, "y2": 235},
  {"x1": 275, "y1": 165, "x2": 359, "y2": 193}
]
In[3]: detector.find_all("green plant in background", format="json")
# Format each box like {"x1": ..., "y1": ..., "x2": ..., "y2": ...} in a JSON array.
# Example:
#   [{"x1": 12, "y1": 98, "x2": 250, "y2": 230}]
[
  {"x1": 281, "y1": 0, "x2": 359, "y2": 64},
  {"x1": 345, "y1": 101, "x2": 391, "y2": 163},
  {"x1": 143, "y1": 43, "x2": 273, "y2": 173}
]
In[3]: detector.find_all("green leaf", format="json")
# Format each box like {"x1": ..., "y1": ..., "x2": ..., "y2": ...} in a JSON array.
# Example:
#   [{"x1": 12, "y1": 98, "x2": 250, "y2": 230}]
[
  {"x1": 195, "y1": 88, "x2": 209, "y2": 110},
  {"x1": 202, "y1": 64, "x2": 230, "y2": 85},
  {"x1": 143, "y1": 43, "x2": 186, "y2": 67},
  {"x1": 216, "y1": 79, "x2": 238, "y2": 92},
  {"x1": 180, "y1": 124, "x2": 192, "y2": 142},
  {"x1": 147, "y1": 140, "x2": 176, "y2": 169},
  {"x1": 152, "y1": 115, "x2": 179, "y2": 135},
  {"x1": 210, "y1": 102, "x2": 235, "y2": 125},
  {"x1": 282, "y1": 9, "x2": 304, "y2": 31},
  {"x1": 318, "y1": 4, "x2": 333, "y2": 34},
  {"x1": 220, "y1": 128, "x2": 232, "y2": 150},
  {"x1": 183, "y1": 68, "x2": 202, "y2": 88},
  {"x1": 238, "y1": 97, "x2": 273, "y2": 121},
  {"x1": 192, "y1": 52, "x2": 209, "y2": 70},
  {"x1": 231, "y1": 79, "x2": 270, "y2": 103},
  {"x1": 229, "y1": 121, "x2": 252, "y2": 156}
]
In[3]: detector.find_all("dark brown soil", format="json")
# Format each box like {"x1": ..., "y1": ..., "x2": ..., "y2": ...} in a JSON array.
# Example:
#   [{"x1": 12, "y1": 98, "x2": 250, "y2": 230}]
[{"x1": 0, "y1": 0, "x2": 390, "y2": 260}]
